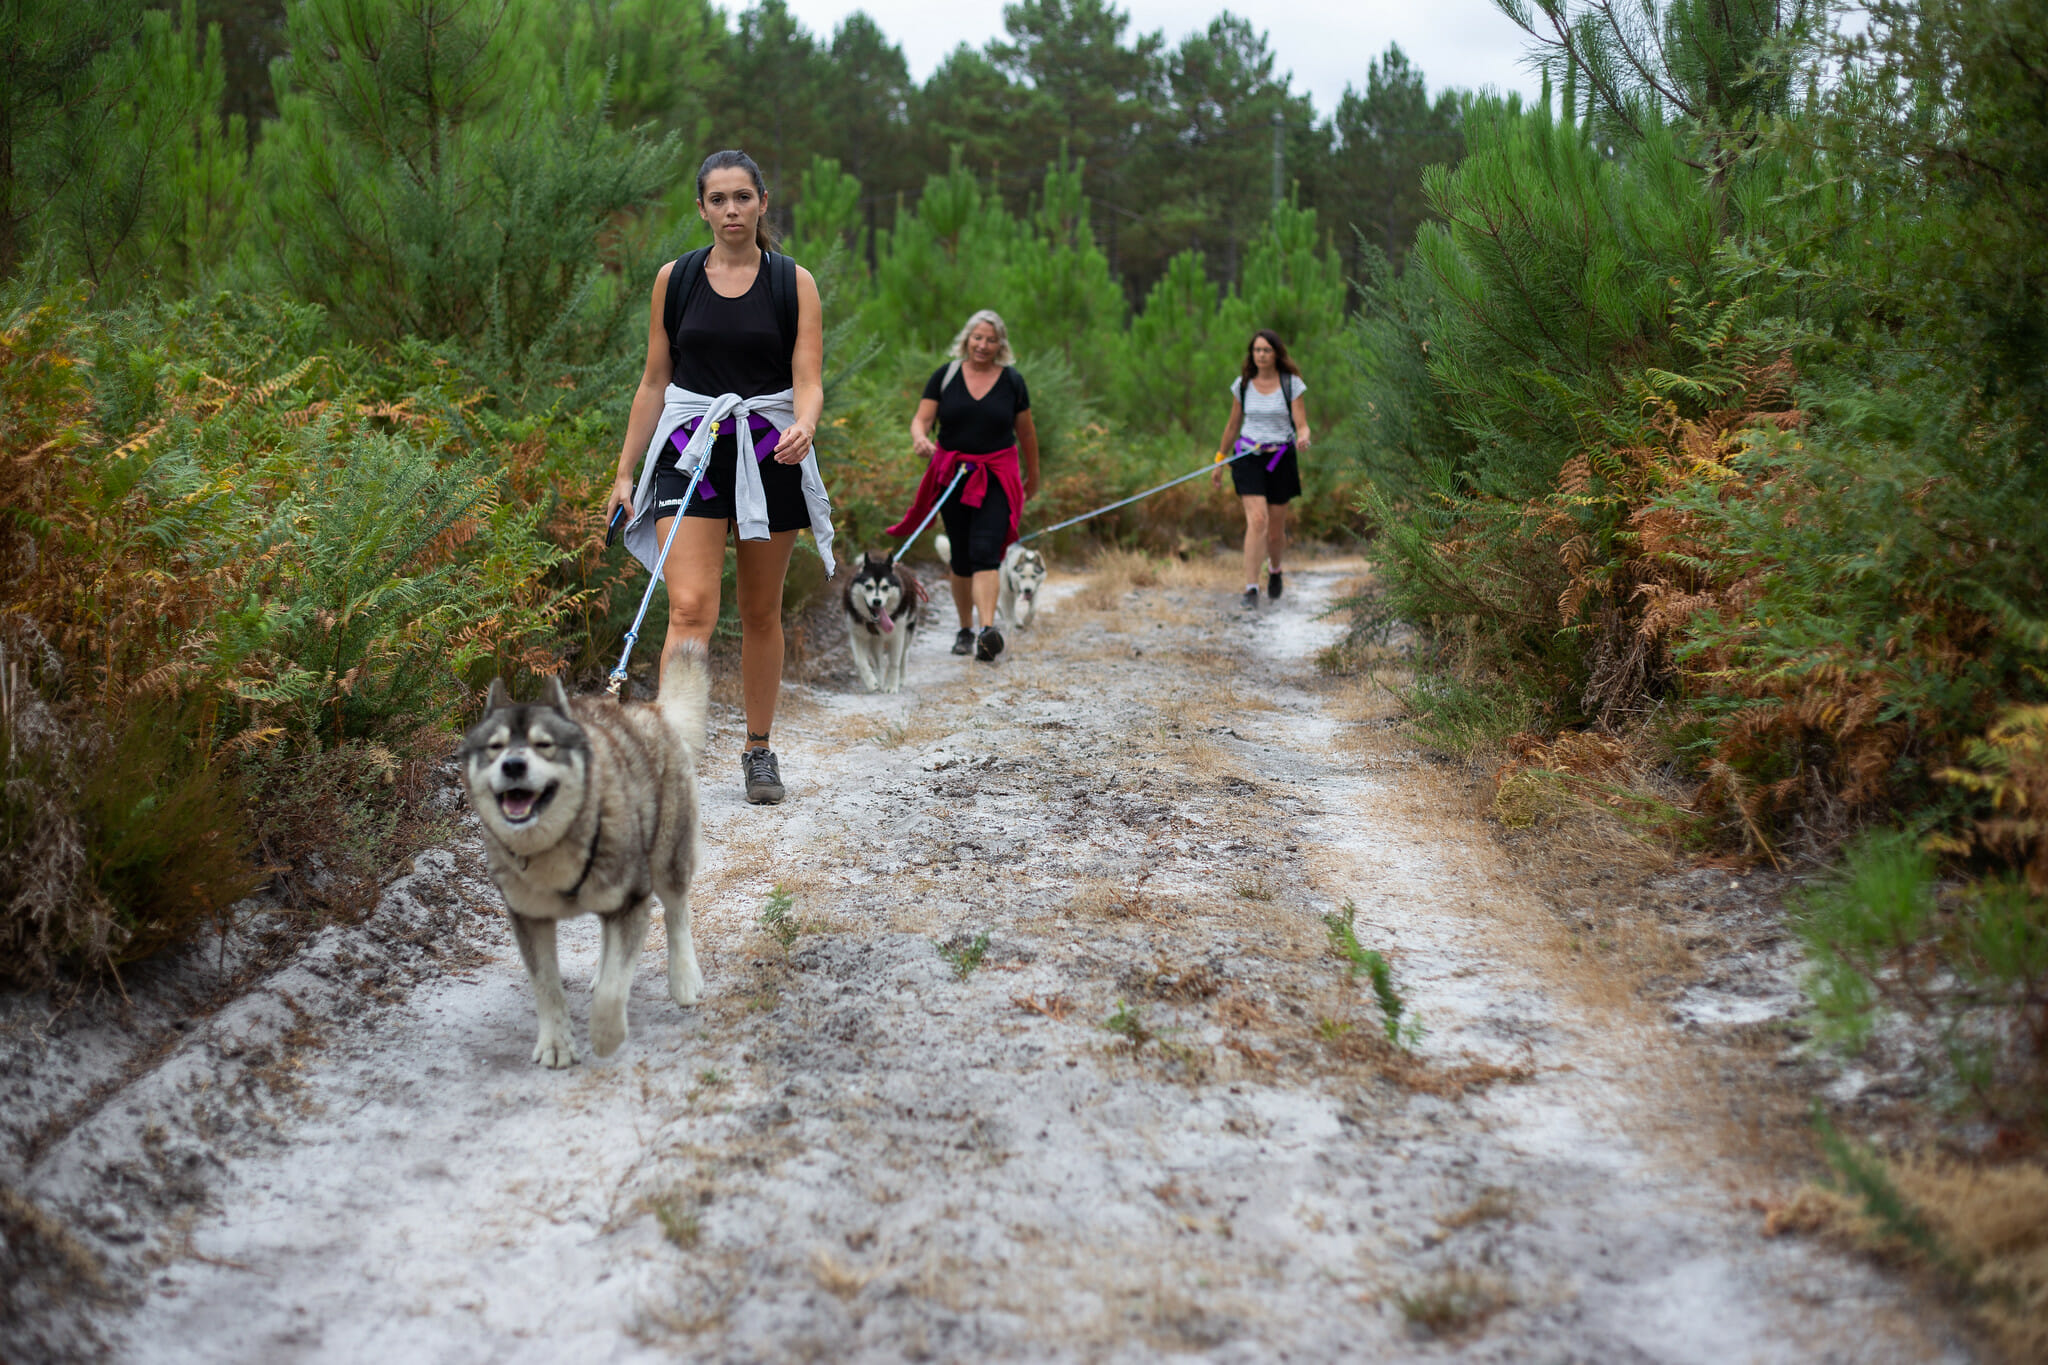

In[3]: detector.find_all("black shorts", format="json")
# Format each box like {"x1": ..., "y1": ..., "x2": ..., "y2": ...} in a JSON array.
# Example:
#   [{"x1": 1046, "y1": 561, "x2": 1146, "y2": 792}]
[
  {"x1": 652, "y1": 432, "x2": 810, "y2": 531},
  {"x1": 1228, "y1": 443, "x2": 1301, "y2": 505},
  {"x1": 938, "y1": 478, "x2": 1012, "y2": 576}
]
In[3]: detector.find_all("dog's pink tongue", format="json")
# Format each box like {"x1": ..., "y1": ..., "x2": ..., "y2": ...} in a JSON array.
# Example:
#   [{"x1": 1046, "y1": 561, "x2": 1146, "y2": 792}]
[{"x1": 876, "y1": 606, "x2": 894, "y2": 634}]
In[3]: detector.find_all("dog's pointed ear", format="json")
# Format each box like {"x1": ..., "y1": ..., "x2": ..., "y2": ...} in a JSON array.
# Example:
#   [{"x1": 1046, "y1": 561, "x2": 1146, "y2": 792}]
[
  {"x1": 485, "y1": 678, "x2": 510, "y2": 713},
  {"x1": 547, "y1": 675, "x2": 571, "y2": 712}
]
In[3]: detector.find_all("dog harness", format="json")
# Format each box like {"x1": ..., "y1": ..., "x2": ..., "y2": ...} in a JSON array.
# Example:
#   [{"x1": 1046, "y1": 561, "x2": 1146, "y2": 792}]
[{"x1": 558, "y1": 815, "x2": 603, "y2": 899}]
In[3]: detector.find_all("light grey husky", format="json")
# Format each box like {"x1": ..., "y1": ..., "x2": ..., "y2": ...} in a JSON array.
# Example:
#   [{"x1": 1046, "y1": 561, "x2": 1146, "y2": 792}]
[
  {"x1": 459, "y1": 648, "x2": 708, "y2": 1068},
  {"x1": 999, "y1": 543, "x2": 1047, "y2": 631}
]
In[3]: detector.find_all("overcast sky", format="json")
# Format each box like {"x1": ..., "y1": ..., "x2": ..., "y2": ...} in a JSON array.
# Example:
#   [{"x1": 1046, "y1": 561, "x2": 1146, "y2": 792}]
[{"x1": 777, "y1": 1, "x2": 1540, "y2": 118}]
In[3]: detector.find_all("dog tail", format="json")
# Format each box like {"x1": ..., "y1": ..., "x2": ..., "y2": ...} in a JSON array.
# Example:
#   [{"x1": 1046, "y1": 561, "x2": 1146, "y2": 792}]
[{"x1": 658, "y1": 640, "x2": 711, "y2": 758}]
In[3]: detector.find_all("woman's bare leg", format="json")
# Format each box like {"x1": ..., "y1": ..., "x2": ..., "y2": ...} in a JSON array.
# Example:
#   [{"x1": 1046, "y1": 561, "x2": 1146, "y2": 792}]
[
  {"x1": 1239, "y1": 495, "x2": 1270, "y2": 588},
  {"x1": 657, "y1": 515, "x2": 731, "y2": 665},
  {"x1": 733, "y1": 530, "x2": 799, "y2": 747},
  {"x1": 1266, "y1": 502, "x2": 1288, "y2": 576},
  {"x1": 949, "y1": 572, "x2": 975, "y2": 629}
]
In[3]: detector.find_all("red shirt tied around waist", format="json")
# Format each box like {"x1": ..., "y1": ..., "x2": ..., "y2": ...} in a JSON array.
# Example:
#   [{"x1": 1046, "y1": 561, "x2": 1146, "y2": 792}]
[
  {"x1": 906, "y1": 310, "x2": 1042, "y2": 663},
  {"x1": 887, "y1": 445, "x2": 1025, "y2": 548}
]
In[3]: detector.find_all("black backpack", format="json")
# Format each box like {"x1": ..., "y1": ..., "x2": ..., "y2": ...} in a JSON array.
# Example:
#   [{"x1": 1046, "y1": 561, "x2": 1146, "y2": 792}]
[{"x1": 663, "y1": 246, "x2": 798, "y2": 374}]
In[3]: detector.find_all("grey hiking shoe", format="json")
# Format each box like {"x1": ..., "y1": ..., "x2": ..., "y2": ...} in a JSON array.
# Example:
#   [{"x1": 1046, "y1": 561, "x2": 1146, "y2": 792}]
[
  {"x1": 741, "y1": 747, "x2": 784, "y2": 804},
  {"x1": 1241, "y1": 587, "x2": 1259, "y2": 611},
  {"x1": 975, "y1": 626, "x2": 1004, "y2": 662},
  {"x1": 951, "y1": 628, "x2": 975, "y2": 656}
]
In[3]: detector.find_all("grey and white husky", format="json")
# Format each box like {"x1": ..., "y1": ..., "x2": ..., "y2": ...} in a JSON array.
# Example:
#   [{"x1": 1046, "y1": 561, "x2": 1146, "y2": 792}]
[
  {"x1": 999, "y1": 543, "x2": 1047, "y2": 631},
  {"x1": 844, "y1": 551, "x2": 919, "y2": 693},
  {"x1": 459, "y1": 648, "x2": 708, "y2": 1068}
]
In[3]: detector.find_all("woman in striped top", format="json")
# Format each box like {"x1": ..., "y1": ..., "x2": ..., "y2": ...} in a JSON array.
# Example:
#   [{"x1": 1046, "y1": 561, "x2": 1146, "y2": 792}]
[{"x1": 1211, "y1": 329, "x2": 1312, "y2": 610}]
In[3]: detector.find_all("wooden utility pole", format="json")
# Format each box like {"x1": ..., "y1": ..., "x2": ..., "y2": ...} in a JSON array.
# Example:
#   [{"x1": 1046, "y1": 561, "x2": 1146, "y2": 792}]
[{"x1": 1271, "y1": 109, "x2": 1285, "y2": 208}]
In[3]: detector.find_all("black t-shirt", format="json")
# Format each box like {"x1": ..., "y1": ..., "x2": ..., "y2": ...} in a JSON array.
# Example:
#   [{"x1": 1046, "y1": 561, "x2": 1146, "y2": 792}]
[
  {"x1": 670, "y1": 263, "x2": 792, "y2": 397},
  {"x1": 922, "y1": 364, "x2": 1030, "y2": 454}
]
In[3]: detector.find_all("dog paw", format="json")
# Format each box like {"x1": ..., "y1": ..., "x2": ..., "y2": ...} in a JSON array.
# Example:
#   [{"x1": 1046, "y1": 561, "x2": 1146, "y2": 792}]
[
  {"x1": 669, "y1": 963, "x2": 704, "y2": 1007},
  {"x1": 533, "y1": 1033, "x2": 576, "y2": 1069},
  {"x1": 589, "y1": 1005, "x2": 628, "y2": 1058}
]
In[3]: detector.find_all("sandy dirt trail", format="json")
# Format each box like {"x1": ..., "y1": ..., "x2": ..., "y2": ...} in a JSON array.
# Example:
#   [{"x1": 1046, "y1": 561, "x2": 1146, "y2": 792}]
[{"x1": 61, "y1": 560, "x2": 1965, "y2": 1362}]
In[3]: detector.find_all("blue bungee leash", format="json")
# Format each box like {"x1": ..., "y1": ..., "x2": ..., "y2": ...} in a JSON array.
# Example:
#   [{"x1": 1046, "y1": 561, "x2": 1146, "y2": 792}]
[
  {"x1": 606, "y1": 451, "x2": 712, "y2": 697},
  {"x1": 1017, "y1": 445, "x2": 1269, "y2": 544},
  {"x1": 887, "y1": 464, "x2": 968, "y2": 567}
]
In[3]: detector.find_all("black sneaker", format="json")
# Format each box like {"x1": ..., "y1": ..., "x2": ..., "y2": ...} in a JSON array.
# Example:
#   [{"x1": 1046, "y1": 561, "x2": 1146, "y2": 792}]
[
  {"x1": 1267, "y1": 569, "x2": 1283, "y2": 600},
  {"x1": 974, "y1": 627, "x2": 1004, "y2": 662},
  {"x1": 951, "y1": 628, "x2": 975, "y2": 656},
  {"x1": 741, "y1": 747, "x2": 784, "y2": 804},
  {"x1": 1241, "y1": 587, "x2": 1259, "y2": 611}
]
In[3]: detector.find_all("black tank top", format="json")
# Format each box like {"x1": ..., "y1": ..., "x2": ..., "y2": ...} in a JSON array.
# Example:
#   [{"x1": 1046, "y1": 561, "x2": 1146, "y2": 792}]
[{"x1": 670, "y1": 261, "x2": 792, "y2": 397}]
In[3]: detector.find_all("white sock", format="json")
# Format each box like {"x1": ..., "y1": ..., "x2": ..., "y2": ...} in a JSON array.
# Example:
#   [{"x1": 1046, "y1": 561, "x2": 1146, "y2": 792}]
[{"x1": 1246, "y1": 584, "x2": 1258, "y2": 593}]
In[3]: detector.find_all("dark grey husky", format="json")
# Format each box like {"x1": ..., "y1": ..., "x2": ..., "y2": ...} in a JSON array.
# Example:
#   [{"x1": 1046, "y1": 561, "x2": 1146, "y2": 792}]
[
  {"x1": 459, "y1": 647, "x2": 708, "y2": 1067},
  {"x1": 843, "y1": 551, "x2": 920, "y2": 693}
]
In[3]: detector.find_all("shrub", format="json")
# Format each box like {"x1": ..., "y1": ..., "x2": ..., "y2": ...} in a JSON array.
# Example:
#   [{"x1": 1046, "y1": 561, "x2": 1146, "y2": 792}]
[{"x1": 0, "y1": 284, "x2": 570, "y2": 981}]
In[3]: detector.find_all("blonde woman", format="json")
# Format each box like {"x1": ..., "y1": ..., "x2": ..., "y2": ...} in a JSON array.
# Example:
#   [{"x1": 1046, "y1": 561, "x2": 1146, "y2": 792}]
[
  {"x1": 894, "y1": 310, "x2": 1041, "y2": 662},
  {"x1": 1211, "y1": 329, "x2": 1310, "y2": 610}
]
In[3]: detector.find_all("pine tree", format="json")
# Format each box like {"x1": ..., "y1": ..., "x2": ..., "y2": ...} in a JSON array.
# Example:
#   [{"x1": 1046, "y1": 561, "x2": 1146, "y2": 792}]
[
  {"x1": 1117, "y1": 249, "x2": 1231, "y2": 434},
  {"x1": 1325, "y1": 46, "x2": 1465, "y2": 275},
  {"x1": 0, "y1": 0, "x2": 146, "y2": 281},
  {"x1": 257, "y1": 0, "x2": 678, "y2": 385}
]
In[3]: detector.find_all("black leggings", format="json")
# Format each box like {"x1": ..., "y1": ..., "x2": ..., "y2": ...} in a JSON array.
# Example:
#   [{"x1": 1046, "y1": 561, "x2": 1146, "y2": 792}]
[{"x1": 939, "y1": 479, "x2": 1011, "y2": 576}]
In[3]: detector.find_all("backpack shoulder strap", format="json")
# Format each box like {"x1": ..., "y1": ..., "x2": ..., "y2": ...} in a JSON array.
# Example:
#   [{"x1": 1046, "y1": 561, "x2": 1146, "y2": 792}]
[
  {"x1": 943, "y1": 358, "x2": 962, "y2": 391},
  {"x1": 767, "y1": 251, "x2": 798, "y2": 352},
  {"x1": 664, "y1": 247, "x2": 710, "y2": 351}
]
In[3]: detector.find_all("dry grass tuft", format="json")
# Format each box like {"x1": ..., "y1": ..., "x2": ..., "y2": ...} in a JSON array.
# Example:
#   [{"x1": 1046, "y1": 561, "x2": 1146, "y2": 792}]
[
  {"x1": 1392, "y1": 1265, "x2": 1513, "y2": 1338},
  {"x1": 1070, "y1": 548, "x2": 1163, "y2": 612},
  {"x1": 1124, "y1": 957, "x2": 1222, "y2": 1003},
  {"x1": 1766, "y1": 1156, "x2": 2048, "y2": 1361},
  {"x1": 0, "y1": 1185, "x2": 110, "y2": 1349},
  {"x1": 1012, "y1": 993, "x2": 1074, "y2": 1021},
  {"x1": 808, "y1": 1246, "x2": 879, "y2": 1300},
  {"x1": 1064, "y1": 878, "x2": 1168, "y2": 923},
  {"x1": 1439, "y1": 1186, "x2": 1522, "y2": 1231},
  {"x1": 1067, "y1": 547, "x2": 1235, "y2": 614}
]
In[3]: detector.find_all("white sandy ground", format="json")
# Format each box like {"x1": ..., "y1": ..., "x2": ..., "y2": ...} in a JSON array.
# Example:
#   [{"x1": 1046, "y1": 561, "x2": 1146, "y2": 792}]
[{"x1": 12, "y1": 563, "x2": 1974, "y2": 1362}]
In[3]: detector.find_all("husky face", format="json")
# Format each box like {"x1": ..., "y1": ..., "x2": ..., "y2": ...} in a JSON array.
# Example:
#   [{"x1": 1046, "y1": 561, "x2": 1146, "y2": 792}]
[
  {"x1": 459, "y1": 677, "x2": 590, "y2": 855},
  {"x1": 849, "y1": 552, "x2": 906, "y2": 634},
  {"x1": 1003, "y1": 546, "x2": 1046, "y2": 606}
]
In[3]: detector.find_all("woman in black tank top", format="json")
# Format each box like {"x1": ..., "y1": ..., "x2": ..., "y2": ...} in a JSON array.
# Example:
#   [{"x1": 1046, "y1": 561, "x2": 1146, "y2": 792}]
[{"x1": 604, "y1": 150, "x2": 826, "y2": 805}]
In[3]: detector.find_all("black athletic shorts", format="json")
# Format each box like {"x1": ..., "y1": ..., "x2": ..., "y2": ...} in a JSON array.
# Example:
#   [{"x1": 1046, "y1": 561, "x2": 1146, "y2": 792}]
[
  {"x1": 651, "y1": 431, "x2": 809, "y2": 531},
  {"x1": 938, "y1": 478, "x2": 1011, "y2": 576},
  {"x1": 1228, "y1": 443, "x2": 1302, "y2": 505}
]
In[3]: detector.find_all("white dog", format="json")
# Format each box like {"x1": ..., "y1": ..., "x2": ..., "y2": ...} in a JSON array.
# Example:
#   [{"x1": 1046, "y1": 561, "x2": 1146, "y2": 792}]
[{"x1": 999, "y1": 543, "x2": 1047, "y2": 631}]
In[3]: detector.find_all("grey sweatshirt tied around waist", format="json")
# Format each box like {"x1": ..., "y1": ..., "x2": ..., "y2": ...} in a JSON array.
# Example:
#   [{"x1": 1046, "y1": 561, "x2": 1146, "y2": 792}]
[{"x1": 622, "y1": 384, "x2": 836, "y2": 578}]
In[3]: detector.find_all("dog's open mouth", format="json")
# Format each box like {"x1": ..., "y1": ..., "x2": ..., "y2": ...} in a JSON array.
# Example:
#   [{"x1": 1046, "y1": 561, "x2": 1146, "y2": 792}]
[
  {"x1": 496, "y1": 783, "x2": 557, "y2": 824},
  {"x1": 875, "y1": 604, "x2": 894, "y2": 634}
]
